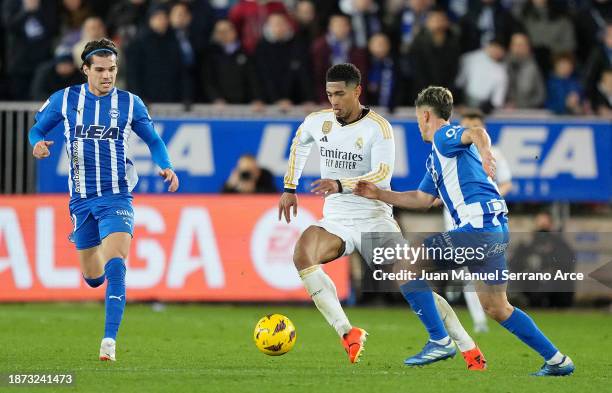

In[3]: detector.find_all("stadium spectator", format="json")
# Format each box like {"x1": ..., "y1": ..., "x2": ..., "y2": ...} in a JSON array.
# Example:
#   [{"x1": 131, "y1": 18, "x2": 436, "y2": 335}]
[
  {"x1": 126, "y1": 4, "x2": 186, "y2": 103},
  {"x1": 71, "y1": 17, "x2": 108, "y2": 69},
  {"x1": 509, "y1": 210, "x2": 575, "y2": 308},
  {"x1": 228, "y1": 0, "x2": 289, "y2": 55},
  {"x1": 545, "y1": 53, "x2": 583, "y2": 115},
  {"x1": 222, "y1": 154, "x2": 277, "y2": 193},
  {"x1": 505, "y1": 32, "x2": 545, "y2": 109},
  {"x1": 2, "y1": 0, "x2": 59, "y2": 100},
  {"x1": 366, "y1": 33, "x2": 401, "y2": 109},
  {"x1": 589, "y1": 68, "x2": 612, "y2": 117},
  {"x1": 311, "y1": 14, "x2": 368, "y2": 103},
  {"x1": 389, "y1": 0, "x2": 433, "y2": 54},
  {"x1": 583, "y1": 23, "x2": 612, "y2": 104},
  {"x1": 202, "y1": 19, "x2": 260, "y2": 105},
  {"x1": 456, "y1": 38, "x2": 508, "y2": 112},
  {"x1": 520, "y1": 0, "x2": 576, "y2": 76},
  {"x1": 409, "y1": 7, "x2": 460, "y2": 103},
  {"x1": 339, "y1": 0, "x2": 383, "y2": 49},
  {"x1": 572, "y1": 0, "x2": 612, "y2": 61},
  {"x1": 170, "y1": 1, "x2": 198, "y2": 102},
  {"x1": 30, "y1": 46, "x2": 83, "y2": 101},
  {"x1": 253, "y1": 13, "x2": 313, "y2": 108},
  {"x1": 292, "y1": 0, "x2": 320, "y2": 51},
  {"x1": 180, "y1": 0, "x2": 216, "y2": 53},
  {"x1": 59, "y1": 0, "x2": 93, "y2": 48},
  {"x1": 458, "y1": 0, "x2": 521, "y2": 53},
  {"x1": 106, "y1": 0, "x2": 150, "y2": 47}
]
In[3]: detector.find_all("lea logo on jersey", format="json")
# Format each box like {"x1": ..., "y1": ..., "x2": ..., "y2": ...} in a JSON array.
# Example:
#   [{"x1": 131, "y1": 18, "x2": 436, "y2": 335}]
[{"x1": 74, "y1": 124, "x2": 120, "y2": 140}]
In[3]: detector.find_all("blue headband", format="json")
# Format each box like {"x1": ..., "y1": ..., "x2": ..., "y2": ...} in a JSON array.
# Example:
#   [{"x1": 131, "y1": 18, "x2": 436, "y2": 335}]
[{"x1": 85, "y1": 48, "x2": 117, "y2": 60}]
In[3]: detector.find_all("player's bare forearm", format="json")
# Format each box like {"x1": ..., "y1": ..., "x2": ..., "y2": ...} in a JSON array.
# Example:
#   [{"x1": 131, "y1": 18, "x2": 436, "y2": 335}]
[
  {"x1": 461, "y1": 127, "x2": 491, "y2": 152},
  {"x1": 378, "y1": 190, "x2": 436, "y2": 210},
  {"x1": 461, "y1": 127, "x2": 496, "y2": 178},
  {"x1": 353, "y1": 181, "x2": 435, "y2": 210}
]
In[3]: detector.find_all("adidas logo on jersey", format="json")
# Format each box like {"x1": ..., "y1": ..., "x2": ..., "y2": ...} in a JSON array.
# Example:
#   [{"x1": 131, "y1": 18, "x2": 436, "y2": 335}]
[{"x1": 320, "y1": 136, "x2": 328, "y2": 142}]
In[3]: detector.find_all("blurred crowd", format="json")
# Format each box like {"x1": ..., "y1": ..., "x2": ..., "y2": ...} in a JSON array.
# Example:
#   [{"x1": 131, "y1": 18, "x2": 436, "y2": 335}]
[{"x1": 1, "y1": 0, "x2": 611, "y2": 116}]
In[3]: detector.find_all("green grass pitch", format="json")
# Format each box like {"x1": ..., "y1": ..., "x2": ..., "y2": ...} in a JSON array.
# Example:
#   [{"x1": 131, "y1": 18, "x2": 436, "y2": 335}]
[{"x1": 0, "y1": 304, "x2": 610, "y2": 393}]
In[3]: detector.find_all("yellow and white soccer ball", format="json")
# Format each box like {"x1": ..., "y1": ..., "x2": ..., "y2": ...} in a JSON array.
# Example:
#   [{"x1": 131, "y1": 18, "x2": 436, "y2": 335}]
[{"x1": 253, "y1": 314, "x2": 297, "y2": 356}]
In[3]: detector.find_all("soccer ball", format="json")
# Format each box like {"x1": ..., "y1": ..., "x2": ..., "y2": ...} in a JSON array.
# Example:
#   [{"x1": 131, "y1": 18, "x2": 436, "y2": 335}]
[{"x1": 253, "y1": 314, "x2": 297, "y2": 356}]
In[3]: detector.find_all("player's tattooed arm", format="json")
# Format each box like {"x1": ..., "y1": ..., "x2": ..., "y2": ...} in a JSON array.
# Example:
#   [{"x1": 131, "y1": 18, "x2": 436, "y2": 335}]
[
  {"x1": 353, "y1": 181, "x2": 436, "y2": 210},
  {"x1": 461, "y1": 127, "x2": 496, "y2": 179}
]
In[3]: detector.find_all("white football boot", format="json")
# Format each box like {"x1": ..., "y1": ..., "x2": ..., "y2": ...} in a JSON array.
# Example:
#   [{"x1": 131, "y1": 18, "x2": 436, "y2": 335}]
[{"x1": 99, "y1": 338, "x2": 116, "y2": 361}]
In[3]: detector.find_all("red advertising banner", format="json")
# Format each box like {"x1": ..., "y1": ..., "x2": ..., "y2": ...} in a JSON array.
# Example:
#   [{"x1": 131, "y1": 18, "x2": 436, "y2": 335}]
[{"x1": 0, "y1": 195, "x2": 349, "y2": 301}]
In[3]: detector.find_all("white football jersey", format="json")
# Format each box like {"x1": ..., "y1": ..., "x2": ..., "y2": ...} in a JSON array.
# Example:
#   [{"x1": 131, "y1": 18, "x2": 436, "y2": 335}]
[{"x1": 284, "y1": 108, "x2": 395, "y2": 219}]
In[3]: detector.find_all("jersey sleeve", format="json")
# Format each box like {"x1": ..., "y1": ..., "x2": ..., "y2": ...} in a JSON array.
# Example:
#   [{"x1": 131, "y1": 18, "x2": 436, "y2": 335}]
[
  {"x1": 433, "y1": 126, "x2": 468, "y2": 158},
  {"x1": 28, "y1": 90, "x2": 64, "y2": 146},
  {"x1": 283, "y1": 121, "x2": 314, "y2": 192},
  {"x1": 339, "y1": 121, "x2": 394, "y2": 193},
  {"x1": 131, "y1": 94, "x2": 173, "y2": 170},
  {"x1": 418, "y1": 172, "x2": 438, "y2": 197}
]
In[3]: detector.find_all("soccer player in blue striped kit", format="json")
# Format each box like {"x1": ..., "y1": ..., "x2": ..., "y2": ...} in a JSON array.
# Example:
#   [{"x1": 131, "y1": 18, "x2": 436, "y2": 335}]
[
  {"x1": 29, "y1": 38, "x2": 179, "y2": 361},
  {"x1": 355, "y1": 86, "x2": 574, "y2": 376}
]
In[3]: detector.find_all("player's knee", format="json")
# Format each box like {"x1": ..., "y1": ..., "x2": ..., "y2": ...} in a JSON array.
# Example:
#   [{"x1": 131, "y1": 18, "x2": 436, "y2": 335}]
[
  {"x1": 293, "y1": 226, "x2": 322, "y2": 271},
  {"x1": 482, "y1": 299, "x2": 513, "y2": 322},
  {"x1": 293, "y1": 239, "x2": 314, "y2": 271},
  {"x1": 83, "y1": 274, "x2": 105, "y2": 288}
]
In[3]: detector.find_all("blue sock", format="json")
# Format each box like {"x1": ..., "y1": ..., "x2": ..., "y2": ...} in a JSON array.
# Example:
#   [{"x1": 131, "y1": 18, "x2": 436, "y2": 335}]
[
  {"x1": 104, "y1": 258, "x2": 126, "y2": 340},
  {"x1": 500, "y1": 307, "x2": 558, "y2": 361},
  {"x1": 400, "y1": 279, "x2": 449, "y2": 341},
  {"x1": 83, "y1": 273, "x2": 105, "y2": 288}
]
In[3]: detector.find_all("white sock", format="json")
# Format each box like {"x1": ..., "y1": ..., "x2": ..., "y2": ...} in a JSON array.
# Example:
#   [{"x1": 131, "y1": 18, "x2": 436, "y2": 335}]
[
  {"x1": 430, "y1": 336, "x2": 451, "y2": 345},
  {"x1": 299, "y1": 265, "x2": 352, "y2": 337},
  {"x1": 464, "y1": 281, "x2": 488, "y2": 329},
  {"x1": 546, "y1": 351, "x2": 565, "y2": 365},
  {"x1": 433, "y1": 292, "x2": 476, "y2": 352}
]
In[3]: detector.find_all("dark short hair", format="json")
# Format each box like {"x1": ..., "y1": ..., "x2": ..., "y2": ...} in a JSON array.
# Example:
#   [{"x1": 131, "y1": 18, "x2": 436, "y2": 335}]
[
  {"x1": 81, "y1": 38, "x2": 118, "y2": 69},
  {"x1": 415, "y1": 86, "x2": 453, "y2": 120},
  {"x1": 461, "y1": 108, "x2": 485, "y2": 121},
  {"x1": 326, "y1": 63, "x2": 361, "y2": 87}
]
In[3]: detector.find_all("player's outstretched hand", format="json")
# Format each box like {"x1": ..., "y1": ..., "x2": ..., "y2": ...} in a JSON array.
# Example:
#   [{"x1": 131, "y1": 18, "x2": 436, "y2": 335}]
[
  {"x1": 311, "y1": 179, "x2": 340, "y2": 196},
  {"x1": 159, "y1": 168, "x2": 179, "y2": 192},
  {"x1": 353, "y1": 180, "x2": 380, "y2": 200},
  {"x1": 481, "y1": 149, "x2": 497, "y2": 179},
  {"x1": 32, "y1": 140, "x2": 53, "y2": 159},
  {"x1": 278, "y1": 192, "x2": 298, "y2": 223}
]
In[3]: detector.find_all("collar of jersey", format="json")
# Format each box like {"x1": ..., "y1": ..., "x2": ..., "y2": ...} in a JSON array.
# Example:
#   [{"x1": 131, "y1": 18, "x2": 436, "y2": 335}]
[{"x1": 335, "y1": 107, "x2": 370, "y2": 127}]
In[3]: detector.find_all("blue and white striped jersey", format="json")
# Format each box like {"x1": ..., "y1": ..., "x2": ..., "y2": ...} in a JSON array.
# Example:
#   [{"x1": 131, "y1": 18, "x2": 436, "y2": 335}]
[
  {"x1": 419, "y1": 125, "x2": 508, "y2": 229},
  {"x1": 30, "y1": 84, "x2": 172, "y2": 201}
]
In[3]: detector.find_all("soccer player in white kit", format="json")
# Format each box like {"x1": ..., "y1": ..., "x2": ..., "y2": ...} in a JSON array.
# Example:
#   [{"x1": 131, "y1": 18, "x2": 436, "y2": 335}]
[
  {"x1": 278, "y1": 64, "x2": 485, "y2": 369},
  {"x1": 444, "y1": 110, "x2": 513, "y2": 333}
]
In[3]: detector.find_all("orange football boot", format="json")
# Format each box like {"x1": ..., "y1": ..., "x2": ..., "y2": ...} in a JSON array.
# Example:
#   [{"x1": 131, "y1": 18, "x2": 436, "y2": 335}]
[
  {"x1": 341, "y1": 327, "x2": 368, "y2": 363},
  {"x1": 462, "y1": 346, "x2": 487, "y2": 370}
]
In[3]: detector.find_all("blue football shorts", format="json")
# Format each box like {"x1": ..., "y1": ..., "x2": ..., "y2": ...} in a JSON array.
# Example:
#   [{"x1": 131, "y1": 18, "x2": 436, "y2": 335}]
[
  {"x1": 423, "y1": 223, "x2": 510, "y2": 285},
  {"x1": 69, "y1": 194, "x2": 134, "y2": 250}
]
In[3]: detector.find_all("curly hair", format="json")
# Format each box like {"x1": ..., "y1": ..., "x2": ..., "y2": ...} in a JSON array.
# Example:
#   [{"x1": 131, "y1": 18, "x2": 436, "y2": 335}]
[{"x1": 326, "y1": 63, "x2": 361, "y2": 87}]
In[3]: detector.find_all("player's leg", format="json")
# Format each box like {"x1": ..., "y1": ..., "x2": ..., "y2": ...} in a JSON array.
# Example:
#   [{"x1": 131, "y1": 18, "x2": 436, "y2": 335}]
[
  {"x1": 93, "y1": 196, "x2": 134, "y2": 361},
  {"x1": 463, "y1": 280, "x2": 489, "y2": 333},
  {"x1": 99, "y1": 232, "x2": 130, "y2": 344},
  {"x1": 433, "y1": 292, "x2": 486, "y2": 370},
  {"x1": 294, "y1": 225, "x2": 350, "y2": 336},
  {"x1": 294, "y1": 225, "x2": 366, "y2": 363},
  {"x1": 476, "y1": 282, "x2": 574, "y2": 376}
]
